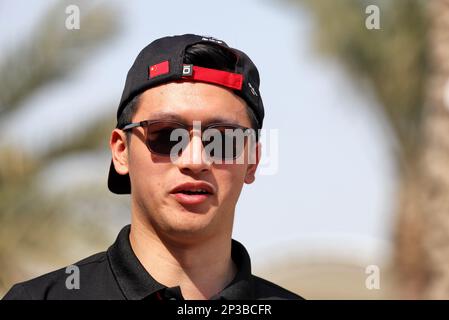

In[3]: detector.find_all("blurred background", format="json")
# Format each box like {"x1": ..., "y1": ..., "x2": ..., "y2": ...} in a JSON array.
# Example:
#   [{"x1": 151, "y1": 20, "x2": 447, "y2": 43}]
[{"x1": 1, "y1": 0, "x2": 448, "y2": 299}]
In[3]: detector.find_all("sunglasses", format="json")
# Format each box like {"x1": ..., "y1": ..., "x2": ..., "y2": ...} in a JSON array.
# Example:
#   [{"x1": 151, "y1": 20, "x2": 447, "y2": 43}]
[{"x1": 120, "y1": 119, "x2": 256, "y2": 161}]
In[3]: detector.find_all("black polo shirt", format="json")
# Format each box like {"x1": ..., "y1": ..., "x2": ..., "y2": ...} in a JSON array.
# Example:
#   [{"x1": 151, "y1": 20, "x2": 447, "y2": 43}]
[{"x1": 2, "y1": 225, "x2": 303, "y2": 300}]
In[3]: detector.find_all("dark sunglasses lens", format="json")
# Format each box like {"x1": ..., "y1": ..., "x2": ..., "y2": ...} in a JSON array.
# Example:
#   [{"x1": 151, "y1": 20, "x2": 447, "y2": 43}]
[
  {"x1": 147, "y1": 122, "x2": 188, "y2": 155},
  {"x1": 204, "y1": 127, "x2": 247, "y2": 161}
]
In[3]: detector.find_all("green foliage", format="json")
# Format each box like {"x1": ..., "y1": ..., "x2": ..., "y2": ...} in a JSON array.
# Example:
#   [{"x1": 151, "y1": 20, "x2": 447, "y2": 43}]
[
  {"x1": 0, "y1": 1, "x2": 120, "y2": 294},
  {"x1": 296, "y1": 0, "x2": 428, "y2": 160}
]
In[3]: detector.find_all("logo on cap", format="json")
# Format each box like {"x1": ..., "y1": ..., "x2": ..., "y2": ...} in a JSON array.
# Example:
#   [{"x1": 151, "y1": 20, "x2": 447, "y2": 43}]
[
  {"x1": 182, "y1": 64, "x2": 193, "y2": 76},
  {"x1": 248, "y1": 82, "x2": 258, "y2": 97},
  {"x1": 201, "y1": 36, "x2": 223, "y2": 44}
]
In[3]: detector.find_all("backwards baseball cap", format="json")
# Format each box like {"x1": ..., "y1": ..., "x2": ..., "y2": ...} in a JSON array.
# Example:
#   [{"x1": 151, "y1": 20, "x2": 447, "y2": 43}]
[{"x1": 108, "y1": 33, "x2": 265, "y2": 194}]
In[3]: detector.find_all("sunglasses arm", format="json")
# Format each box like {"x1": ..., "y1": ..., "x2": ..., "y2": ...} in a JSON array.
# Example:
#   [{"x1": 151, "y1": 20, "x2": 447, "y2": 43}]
[{"x1": 120, "y1": 121, "x2": 147, "y2": 131}]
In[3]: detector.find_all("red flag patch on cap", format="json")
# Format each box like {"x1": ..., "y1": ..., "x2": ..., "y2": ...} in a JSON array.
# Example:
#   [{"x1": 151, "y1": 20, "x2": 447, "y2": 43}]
[{"x1": 149, "y1": 60, "x2": 169, "y2": 78}]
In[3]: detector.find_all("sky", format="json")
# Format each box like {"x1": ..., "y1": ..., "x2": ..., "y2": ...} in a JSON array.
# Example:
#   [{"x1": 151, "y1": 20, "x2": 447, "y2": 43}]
[{"x1": 0, "y1": 0, "x2": 397, "y2": 266}]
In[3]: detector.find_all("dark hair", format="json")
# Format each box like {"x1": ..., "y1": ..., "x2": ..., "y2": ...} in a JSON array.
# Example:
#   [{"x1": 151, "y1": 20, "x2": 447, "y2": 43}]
[{"x1": 118, "y1": 43, "x2": 260, "y2": 141}]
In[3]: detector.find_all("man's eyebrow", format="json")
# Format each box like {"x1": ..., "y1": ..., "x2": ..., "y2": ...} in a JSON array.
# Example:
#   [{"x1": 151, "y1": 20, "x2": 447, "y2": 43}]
[
  {"x1": 146, "y1": 111, "x2": 242, "y2": 126},
  {"x1": 146, "y1": 111, "x2": 184, "y2": 121}
]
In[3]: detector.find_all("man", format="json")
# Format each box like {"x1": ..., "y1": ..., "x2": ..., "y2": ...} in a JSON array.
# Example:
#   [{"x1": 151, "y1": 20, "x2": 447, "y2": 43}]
[{"x1": 3, "y1": 34, "x2": 303, "y2": 300}]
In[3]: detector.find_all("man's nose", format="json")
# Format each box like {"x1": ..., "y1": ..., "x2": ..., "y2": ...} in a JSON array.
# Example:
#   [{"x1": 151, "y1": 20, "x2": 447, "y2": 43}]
[{"x1": 175, "y1": 130, "x2": 211, "y2": 174}]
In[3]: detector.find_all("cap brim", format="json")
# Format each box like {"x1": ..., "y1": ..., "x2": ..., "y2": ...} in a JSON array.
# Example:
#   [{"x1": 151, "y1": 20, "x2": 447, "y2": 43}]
[{"x1": 107, "y1": 160, "x2": 131, "y2": 194}]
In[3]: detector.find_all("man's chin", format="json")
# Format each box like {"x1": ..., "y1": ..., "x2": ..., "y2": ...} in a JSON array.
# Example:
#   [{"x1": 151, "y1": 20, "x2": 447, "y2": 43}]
[
  {"x1": 168, "y1": 218, "x2": 212, "y2": 234},
  {"x1": 161, "y1": 213, "x2": 217, "y2": 239}
]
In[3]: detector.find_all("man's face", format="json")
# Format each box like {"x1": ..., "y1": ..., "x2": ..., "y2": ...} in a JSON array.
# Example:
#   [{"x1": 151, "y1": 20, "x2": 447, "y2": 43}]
[{"x1": 111, "y1": 81, "x2": 260, "y2": 244}]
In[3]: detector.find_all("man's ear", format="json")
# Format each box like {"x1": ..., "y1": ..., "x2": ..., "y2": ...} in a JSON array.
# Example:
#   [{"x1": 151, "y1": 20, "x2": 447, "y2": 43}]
[
  {"x1": 110, "y1": 129, "x2": 129, "y2": 175},
  {"x1": 244, "y1": 142, "x2": 261, "y2": 184}
]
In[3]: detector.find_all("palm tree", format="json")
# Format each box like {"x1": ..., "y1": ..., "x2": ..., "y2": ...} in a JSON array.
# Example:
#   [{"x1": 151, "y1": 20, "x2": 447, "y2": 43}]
[
  {"x1": 418, "y1": 0, "x2": 449, "y2": 299},
  {"x1": 286, "y1": 0, "x2": 437, "y2": 298},
  {"x1": 0, "y1": 2, "x2": 121, "y2": 295}
]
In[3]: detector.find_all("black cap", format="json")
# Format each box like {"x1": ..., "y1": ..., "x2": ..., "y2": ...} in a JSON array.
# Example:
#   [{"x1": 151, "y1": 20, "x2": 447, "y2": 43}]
[{"x1": 108, "y1": 33, "x2": 264, "y2": 194}]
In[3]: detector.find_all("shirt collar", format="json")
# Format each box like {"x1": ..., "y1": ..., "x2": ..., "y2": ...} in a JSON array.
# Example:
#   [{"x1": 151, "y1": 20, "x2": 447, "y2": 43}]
[{"x1": 107, "y1": 224, "x2": 255, "y2": 300}]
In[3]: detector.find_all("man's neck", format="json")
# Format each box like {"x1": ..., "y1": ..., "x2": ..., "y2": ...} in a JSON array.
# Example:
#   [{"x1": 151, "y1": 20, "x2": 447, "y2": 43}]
[{"x1": 129, "y1": 218, "x2": 237, "y2": 300}]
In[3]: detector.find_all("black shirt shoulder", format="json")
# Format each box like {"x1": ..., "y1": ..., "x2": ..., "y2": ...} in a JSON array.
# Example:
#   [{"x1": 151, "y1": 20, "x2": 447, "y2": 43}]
[
  {"x1": 2, "y1": 226, "x2": 306, "y2": 300},
  {"x1": 2, "y1": 251, "x2": 123, "y2": 300},
  {"x1": 251, "y1": 275, "x2": 305, "y2": 300}
]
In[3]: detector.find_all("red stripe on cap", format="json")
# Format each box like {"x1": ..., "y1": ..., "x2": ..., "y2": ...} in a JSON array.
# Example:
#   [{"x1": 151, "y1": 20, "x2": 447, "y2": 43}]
[
  {"x1": 149, "y1": 60, "x2": 169, "y2": 78},
  {"x1": 182, "y1": 65, "x2": 243, "y2": 90}
]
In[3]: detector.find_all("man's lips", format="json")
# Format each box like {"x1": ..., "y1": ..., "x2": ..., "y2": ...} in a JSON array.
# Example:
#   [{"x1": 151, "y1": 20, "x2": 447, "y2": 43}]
[
  {"x1": 170, "y1": 181, "x2": 215, "y2": 205},
  {"x1": 170, "y1": 181, "x2": 215, "y2": 195},
  {"x1": 171, "y1": 192, "x2": 211, "y2": 205}
]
